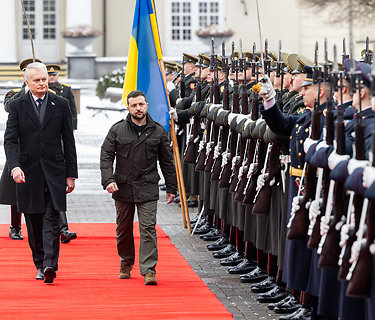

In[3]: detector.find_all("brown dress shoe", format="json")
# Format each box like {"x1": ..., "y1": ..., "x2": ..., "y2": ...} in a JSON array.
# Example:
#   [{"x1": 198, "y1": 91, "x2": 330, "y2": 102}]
[
  {"x1": 144, "y1": 273, "x2": 157, "y2": 285},
  {"x1": 119, "y1": 265, "x2": 133, "y2": 279}
]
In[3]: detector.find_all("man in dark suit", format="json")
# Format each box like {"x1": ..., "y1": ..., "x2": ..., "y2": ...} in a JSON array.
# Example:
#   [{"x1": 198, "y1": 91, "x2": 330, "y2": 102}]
[{"x1": 4, "y1": 62, "x2": 78, "y2": 284}]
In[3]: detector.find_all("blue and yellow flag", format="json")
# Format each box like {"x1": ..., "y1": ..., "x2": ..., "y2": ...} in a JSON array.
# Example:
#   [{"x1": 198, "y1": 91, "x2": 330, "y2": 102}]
[{"x1": 123, "y1": 0, "x2": 170, "y2": 131}]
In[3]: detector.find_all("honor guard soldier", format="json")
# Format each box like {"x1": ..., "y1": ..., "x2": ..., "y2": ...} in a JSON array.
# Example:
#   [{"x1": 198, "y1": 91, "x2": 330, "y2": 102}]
[{"x1": 46, "y1": 64, "x2": 78, "y2": 130}]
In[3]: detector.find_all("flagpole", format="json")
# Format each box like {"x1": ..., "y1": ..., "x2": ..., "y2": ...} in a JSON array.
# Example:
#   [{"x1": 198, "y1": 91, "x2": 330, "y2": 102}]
[{"x1": 159, "y1": 60, "x2": 192, "y2": 233}]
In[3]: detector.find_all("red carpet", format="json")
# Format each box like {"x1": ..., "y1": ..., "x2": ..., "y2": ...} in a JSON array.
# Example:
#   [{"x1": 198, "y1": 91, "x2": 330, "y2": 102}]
[{"x1": 0, "y1": 223, "x2": 233, "y2": 319}]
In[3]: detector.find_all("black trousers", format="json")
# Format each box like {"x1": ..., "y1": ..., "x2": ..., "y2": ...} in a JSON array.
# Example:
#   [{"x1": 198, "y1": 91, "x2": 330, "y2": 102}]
[{"x1": 24, "y1": 191, "x2": 60, "y2": 271}]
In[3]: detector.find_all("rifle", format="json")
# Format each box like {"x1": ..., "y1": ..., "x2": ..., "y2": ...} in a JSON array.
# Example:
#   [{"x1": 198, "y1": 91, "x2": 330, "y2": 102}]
[
  {"x1": 204, "y1": 39, "x2": 221, "y2": 173},
  {"x1": 234, "y1": 96, "x2": 258, "y2": 202},
  {"x1": 338, "y1": 72, "x2": 366, "y2": 280},
  {"x1": 180, "y1": 54, "x2": 186, "y2": 98},
  {"x1": 228, "y1": 58, "x2": 250, "y2": 192},
  {"x1": 219, "y1": 42, "x2": 241, "y2": 188},
  {"x1": 365, "y1": 36, "x2": 372, "y2": 64},
  {"x1": 318, "y1": 47, "x2": 348, "y2": 266},
  {"x1": 307, "y1": 41, "x2": 335, "y2": 248},
  {"x1": 287, "y1": 43, "x2": 321, "y2": 240},
  {"x1": 276, "y1": 40, "x2": 285, "y2": 106},
  {"x1": 342, "y1": 38, "x2": 349, "y2": 64},
  {"x1": 183, "y1": 59, "x2": 203, "y2": 164},
  {"x1": 242, "y1": 119, "x2": 268, "y2": 206},
  {"x1": 346, "y1": 130, "x2": 375, "y2": 297},
  {"x1": 211, "y1": 42, "x2": 230, "y2": 180}
]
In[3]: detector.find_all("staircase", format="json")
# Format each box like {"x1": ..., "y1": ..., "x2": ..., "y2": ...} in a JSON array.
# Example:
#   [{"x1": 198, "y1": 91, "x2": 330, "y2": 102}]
[{"x1": 0, "y1": 64, "x2": 68, "y2": 81}]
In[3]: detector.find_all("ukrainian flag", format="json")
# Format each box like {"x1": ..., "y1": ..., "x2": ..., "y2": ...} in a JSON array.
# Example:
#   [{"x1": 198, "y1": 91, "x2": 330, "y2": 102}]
[{"x1": 123, "y1": 0, "x2": 170, "y2": 131}]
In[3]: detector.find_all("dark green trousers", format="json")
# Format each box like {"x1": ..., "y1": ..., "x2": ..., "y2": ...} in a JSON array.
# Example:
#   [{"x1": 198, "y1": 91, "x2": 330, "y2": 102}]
[{"x1": 115, "y1": 200, "x2": 158, "y2": 275}]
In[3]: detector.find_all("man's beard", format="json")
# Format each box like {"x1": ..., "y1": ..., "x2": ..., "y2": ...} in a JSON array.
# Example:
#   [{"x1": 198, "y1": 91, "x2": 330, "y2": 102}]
[{"x1": 132, "y1": 112, "x2": 146, "y2": 119}]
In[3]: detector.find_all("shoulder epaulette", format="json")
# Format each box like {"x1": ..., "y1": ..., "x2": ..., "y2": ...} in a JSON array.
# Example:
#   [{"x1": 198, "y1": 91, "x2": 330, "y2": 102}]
[
  {"x1": 12, "y1": 88, "x2": 22, "y2": 93},
  {"x1": 61, "y1": 83, "x2": 71, "y2": 87},
  {"x1": 48, "y1": 88, "x2": 56, "y2": 94}
]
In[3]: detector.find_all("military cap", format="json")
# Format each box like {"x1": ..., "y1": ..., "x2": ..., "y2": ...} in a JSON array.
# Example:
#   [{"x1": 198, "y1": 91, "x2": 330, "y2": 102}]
[
  {"x1": 289, "y1": 54, "x2": 313, "y2": 74},
  {"x1": 164, "y1": 61, "x2": 176, "y2": 74},
  {"x1": 174, "y1": 62, "x2": 182, "y2": 73},
  {"x1": 343, "y1": 58, "x2": 372, "y2": 88},
  {"x1": 230, "y1": 51, "x2": 240, "y2": 60},
  {"x1": 208, "y1": 55, "x2": 223, "y2": 71},
  {"x1": 359, "y1": 48, "x2": 373, "y2": 63},
  {"x1": 19, "y1": 58, "x2": 43, "y2": 71},
  {"x1": 196, "y1": 53, "x2": 211, "y2": 68},
  {"x1": 46, "y1": 64, "x2": 61, "y2": 75},
  {"x1": 242, "y1": 52, "x2": 253, "y2": 67},
  {"x1": 183, "y1": 53, "x2": 199, "y2": 63},
  {"x1": 281, "y1": 53, "x2": 292, "y2": 72},
  {"x1": 300, "y1": 65, "x2": 315, "y2": 87}
]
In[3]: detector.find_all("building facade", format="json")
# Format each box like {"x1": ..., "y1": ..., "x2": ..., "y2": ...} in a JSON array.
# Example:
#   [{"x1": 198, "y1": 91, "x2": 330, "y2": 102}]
[{"x1": 0, "y1": 0, "x2": 373, "y2": 69}]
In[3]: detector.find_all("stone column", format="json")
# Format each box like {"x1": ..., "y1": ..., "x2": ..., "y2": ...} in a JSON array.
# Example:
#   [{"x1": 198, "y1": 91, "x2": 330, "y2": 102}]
[{"x1": 0, "y1": 0, "x2": 17, "y2": 63}]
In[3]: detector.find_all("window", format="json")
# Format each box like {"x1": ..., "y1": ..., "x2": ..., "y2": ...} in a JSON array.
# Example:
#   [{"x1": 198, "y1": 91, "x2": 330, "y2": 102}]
[
  {"x1": 199, "y1": 1, "x2": 219, "y2": 27},
  {"x1": 171, "y1": 1, "x2": 192, "y2": 41},
  {"x1": 165, "y1": 0, "x2": 224, "y2": 56}
]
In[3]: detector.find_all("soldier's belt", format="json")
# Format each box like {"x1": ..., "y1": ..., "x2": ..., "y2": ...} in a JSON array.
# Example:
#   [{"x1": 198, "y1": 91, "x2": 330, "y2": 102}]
[{"x1": 289, "y1": 167, "x2": 305, "y2": 177}]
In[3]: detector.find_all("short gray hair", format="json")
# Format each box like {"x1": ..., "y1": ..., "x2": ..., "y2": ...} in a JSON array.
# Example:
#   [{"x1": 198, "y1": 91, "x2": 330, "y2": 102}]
[{"x1": 24, "y1": 62, "x2": 48, "y2": 80}]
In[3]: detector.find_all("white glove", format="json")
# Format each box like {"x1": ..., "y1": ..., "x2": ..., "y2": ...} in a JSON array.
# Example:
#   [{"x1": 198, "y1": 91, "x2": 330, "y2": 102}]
[
  {"x1": 339, "y1": 223, "x2": 353, "y2": 247},
  {"x1": 198, "y1": 140, "x2": 205, "y2": 152},
  {"x1": 176, "y1": 97, "x2": 183, "y2": 106},
  {"x1": 231, "y1": 156, "x2": 240, "y2": 170},
  {"x1": 257, "y1": 173, "x2": 268, "y2": 190},
  {"x1": 320, "y1": 215, "x2": 331, "y2": 236},
  {"x1": 315, "y1": 140, "x2": 328, "y2": 151},
  {"x1": 247, "y1": 163, "x2": 257, "y2": 178},
  {"x1": 349, "y1": 238, "x2": 367, "y2": 263},
  {"x1": 187, "y1": 134, "x2": 193, "y2": 143},
  {"x1": 169, "y1": 108, "x2": 178, "y2": 121},
  {"x1": 363, "y1": 166, "x2": 375, "y2": 188},
  {"x1": 328, "y1": 151, "x2": 350, "y2": 170},
  {"x1": 221, "y1": 151, "x2": 231, "y2": 167},
  {"x1": 200, "y1": 122, "x2": 206, "y2": 130},
  {"x1": 206, "y1": 141, "x2": 214, "y2": 155},
  {"x1": 347, "y1": 158, "x2": 371, "y2": 175},
  {"x1": 370, "y1": 240, "x2": 375, "y2": 255},
  {"x1": 303, "y1": 137, "x2": 317, "y2": 154},
  {"x1": 291, "y1": 196, "x2": 304, "y2": 215},
  {"x1": 309, "y1": 199, "x2": 322, "y2": 224},
  {"x1": 167, "y1": 81, "x2": 176, "y2": 93},
  {"x1": 193, "y1": 135, "x2": 200, "y2": 144},
  {"x1": 227, "y1": 113, "x2": 238, "y2": 126},
  {"x1": 213, "y1": 145, "x2": 221, "y2": 159},
  {"x1": 259, "y1": 75, "x2": 276, "y2": 102},
  {"x1": 238, "y1": 165, "x2": 247, "y2": 180}
]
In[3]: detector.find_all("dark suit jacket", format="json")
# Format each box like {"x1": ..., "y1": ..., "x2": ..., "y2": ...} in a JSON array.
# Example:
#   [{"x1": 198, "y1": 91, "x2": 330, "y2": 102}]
[{"x1": 4, "y1": 91, "x2": 78, "y2": 213}]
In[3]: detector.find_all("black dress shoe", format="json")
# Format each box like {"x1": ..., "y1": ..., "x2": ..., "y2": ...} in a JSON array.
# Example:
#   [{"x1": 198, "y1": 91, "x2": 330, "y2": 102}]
[
  {"x1": 191, "y1": 217, "x2": 206, "y2": 229},
  {"x1": 179, "y1": 199, "x2": 198, "y2": 208},
  {"x1": 228, "y1": 258, "x2": 257, "y2": 274},
  {"x1": 273, "y1": 296, "x2": 302, "y2": 314},
  {"x1": 240, "y1": 266, "x2": 268, "y2": 283},
  {"x1": 174, "y1": 195, "x2": 180, "y2": 203},
  {"x1": 36, "y1": 269, "x2": 44, "y2": 280},
  {"x1": 190, "y1": 213, "x2": 201, "y2": 224},
  {"x1": 207, "y1": 236, "x2": 229, "y2": 251},
  {"x1": 213, "y1": 244, "x2": 236, "y2": 258},
  {"x1": 279, "y1": 307, "x2": 312, "y2": 320},
  {"x1": 220, "y1": 251, "x2": 244, "y2": 266},
  {"x1": 61, "y1": 230, "x2": 77, "y2": 243},
  {"x1": 251, "y1": 276, "x2": 276, "y2": 293},
  {"x1": 159, "y1": 185, "x2": 167, "y2": 191},
  {"x1": 201, "y1": 228, "x2": 220, "y2": 240},
  {"x1": 268, "y1": 295, "x2": 292, "y2": 310},
  {"x1": 257, "y1": 285, "x2": 288, "y2": 303},
  {"x1": 43, "y1": 266, "x2": 56, "y2": 284},
  {"x1": 9, "y1": 226, "x2": 23, "y2": 240},
  {"x1": 193, "y1": 223, "x2": 212, "y2": 235}
]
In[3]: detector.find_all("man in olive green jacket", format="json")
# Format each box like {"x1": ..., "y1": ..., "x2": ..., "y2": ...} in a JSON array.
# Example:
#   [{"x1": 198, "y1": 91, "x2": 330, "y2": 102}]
[{"x1": 100, "y1": 90, "x2": 177, "y2": 285}]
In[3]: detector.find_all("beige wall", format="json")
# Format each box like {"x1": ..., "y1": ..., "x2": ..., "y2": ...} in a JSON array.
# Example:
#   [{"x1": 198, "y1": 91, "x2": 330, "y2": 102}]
[{"x1": 73, "y1": 0, "x2": 375, "y2": 61}]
